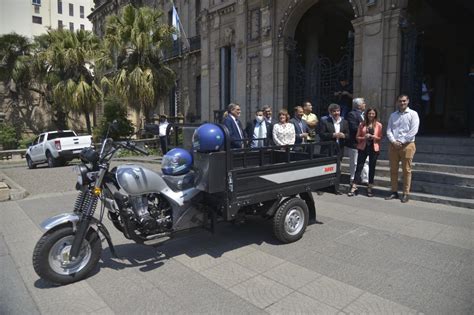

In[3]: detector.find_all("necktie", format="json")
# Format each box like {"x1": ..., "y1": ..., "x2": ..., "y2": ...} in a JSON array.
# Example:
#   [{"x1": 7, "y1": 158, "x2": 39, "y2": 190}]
[
  {"x1": 258, "y1": 122, "x2": 264, "y2": 147},
  {"x1": 236, "y1": 119, "x2": 243, "y2": 138}
]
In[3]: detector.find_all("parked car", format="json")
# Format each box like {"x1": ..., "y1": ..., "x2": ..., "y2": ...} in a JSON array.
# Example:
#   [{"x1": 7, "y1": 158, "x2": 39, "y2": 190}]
[{"x1": 26, "y1": 130, "x2": 92, "y2": 168}]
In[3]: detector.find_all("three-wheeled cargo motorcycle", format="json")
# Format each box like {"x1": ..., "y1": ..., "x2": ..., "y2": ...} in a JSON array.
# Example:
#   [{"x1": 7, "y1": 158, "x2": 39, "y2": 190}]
[{"x1": 32, "y1": 123, "x2": 340, "y2": 285}]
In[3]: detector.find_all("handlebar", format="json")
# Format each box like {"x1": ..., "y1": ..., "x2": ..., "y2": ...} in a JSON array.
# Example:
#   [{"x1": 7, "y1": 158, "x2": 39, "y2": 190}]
[
  {"x1": 128, "y1": 142, "x2": 150, "y2": 156},
  {"x1": 120, "y1": 141, "x2": 149, "y2": 156}
]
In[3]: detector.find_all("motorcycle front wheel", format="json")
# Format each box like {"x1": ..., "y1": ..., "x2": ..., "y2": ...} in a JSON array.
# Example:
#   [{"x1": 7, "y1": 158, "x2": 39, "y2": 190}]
[{"x1": 33, "y1": 226, "x2": 102, "y2": 285}]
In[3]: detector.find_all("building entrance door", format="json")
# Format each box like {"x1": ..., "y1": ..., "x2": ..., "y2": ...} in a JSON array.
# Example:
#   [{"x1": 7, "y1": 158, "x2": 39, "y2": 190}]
[
  {"x1": 401, "y1": 0, "x2": 474, "y2": 135},
  {"x1": 287, "y1": 0, "x2": 354, "y2": 119}
]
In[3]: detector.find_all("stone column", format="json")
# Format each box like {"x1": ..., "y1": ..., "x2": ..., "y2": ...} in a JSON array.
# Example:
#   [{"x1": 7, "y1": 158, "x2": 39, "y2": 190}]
[
  {"x1": 235, "y1": 0, "x2": 247, "y2": 120},
  {"x1": 354, "y1": 13, "x2": 384, "y2": 109},
  {"x1": 381, "y1": 8, "x2": 402, "y2": 123},
  {"x1": 260, "y1": 4, "x2": 274, "y2": 109},
  {"x1": 199, "y1": 9, "x2": 211, "y2": 121}
]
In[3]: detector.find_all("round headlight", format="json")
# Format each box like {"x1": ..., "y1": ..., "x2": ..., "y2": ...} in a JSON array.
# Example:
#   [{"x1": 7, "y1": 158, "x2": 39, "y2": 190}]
[{"x1": 73, "y1": 165, "x2": 89, "y2": 185}]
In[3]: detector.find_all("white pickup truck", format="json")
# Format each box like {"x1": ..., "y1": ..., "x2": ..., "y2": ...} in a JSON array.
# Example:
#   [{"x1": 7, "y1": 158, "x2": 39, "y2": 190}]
[{"x1": 26, "y1": 130, "x2": 92, "y2": 169}]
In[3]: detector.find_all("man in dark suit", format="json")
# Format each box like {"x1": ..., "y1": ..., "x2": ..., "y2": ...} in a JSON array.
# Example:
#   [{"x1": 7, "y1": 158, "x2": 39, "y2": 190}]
[
  {"x1": 290, "y1": 106, "x2": 309, "y2": 145},
  {"x1": 319, "y1": 103, "x2": 349, "y2": 159},
  {"x1": 245, "y1": 109, "x2": 273, "y2": 148},
  {"x1": 223, "y1": 103, "x2": 245, "y2": 149},
  {"x1": 262, "y1": 105, "x2": 276, "y2": 124},
  {"x1": 346, "y1": 98, "x2": 368, "y2": 184},
  {"x1": 319, "y1": 103, "x2": 349, "y2": 195}
]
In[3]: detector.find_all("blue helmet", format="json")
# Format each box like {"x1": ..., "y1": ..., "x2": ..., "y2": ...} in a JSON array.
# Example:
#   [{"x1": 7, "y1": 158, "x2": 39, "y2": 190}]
[
  {"x1": 161, "y1": 148, "x2": 193, "y2": 175},
  {"x1": 192, "y1": 123, "x2": 225, "y2": 152}
]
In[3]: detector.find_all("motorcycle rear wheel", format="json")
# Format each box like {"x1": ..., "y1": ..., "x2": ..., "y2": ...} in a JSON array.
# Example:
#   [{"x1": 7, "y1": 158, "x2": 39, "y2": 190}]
[{"x1": 33, "y1": 226, "x2": 102, "y2": 285}]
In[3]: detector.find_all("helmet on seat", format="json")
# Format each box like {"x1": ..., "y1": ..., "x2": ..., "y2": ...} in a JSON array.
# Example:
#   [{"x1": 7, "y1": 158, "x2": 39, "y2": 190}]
[
  {"x1": 161, "y1": 148, "x2": 193, "y2": 175},
  {"x1": 192, "y1": 123, "x2": 225, "y2": 152}
]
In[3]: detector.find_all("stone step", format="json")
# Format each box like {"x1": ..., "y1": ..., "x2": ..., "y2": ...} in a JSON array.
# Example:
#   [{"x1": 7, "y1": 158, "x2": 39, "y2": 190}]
[
  {"x1": 340, "y1": 174, "x2": 474, "y2": 200},
  {"x1": 341, "y1": 158, "x2": 474, "y2": 175},
  {"x1": 377, "y1": 152, "x2": 474, "y2": 166},
  {"x1": 341, "y1": 165, "x2": 474, "y2": 187},
  {"x1": 338, "y1": 184, "x2": 474, "y2": 209}
]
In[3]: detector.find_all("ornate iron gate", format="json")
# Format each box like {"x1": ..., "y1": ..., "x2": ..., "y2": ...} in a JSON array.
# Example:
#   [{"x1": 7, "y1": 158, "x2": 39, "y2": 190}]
[{"x1": 288, "y1": 35, "x2": 354, "y2": 118}]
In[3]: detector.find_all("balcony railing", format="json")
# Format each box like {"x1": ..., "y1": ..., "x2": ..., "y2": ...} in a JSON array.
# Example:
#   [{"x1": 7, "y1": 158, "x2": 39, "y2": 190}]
[{"x1": 163, "y1": 36, "x2": 201, "y2": 60}]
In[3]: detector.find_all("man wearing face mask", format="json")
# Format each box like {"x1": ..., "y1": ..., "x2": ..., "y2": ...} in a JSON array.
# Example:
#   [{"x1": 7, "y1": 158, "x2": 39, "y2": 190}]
[{"x1": 245, "y1": 109, "x2": 273, "y2": 148}]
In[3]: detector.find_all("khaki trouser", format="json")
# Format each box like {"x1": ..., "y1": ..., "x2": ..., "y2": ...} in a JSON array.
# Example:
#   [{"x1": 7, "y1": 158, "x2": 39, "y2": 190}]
[{"x1": 388, "y1": 142, "x2": 416, "y2": 194}]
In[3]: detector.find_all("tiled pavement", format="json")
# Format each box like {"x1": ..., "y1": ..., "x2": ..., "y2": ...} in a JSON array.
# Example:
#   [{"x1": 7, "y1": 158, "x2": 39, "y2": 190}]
[{"x1": 1, "y1": 191, "x2": 473, "y2": 314}]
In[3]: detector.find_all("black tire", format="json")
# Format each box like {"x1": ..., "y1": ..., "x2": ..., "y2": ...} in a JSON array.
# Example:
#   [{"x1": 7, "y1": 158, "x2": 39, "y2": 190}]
[
  {"x1": 273, "y1": 197, "x2": 309, "y2": 243},
  {"x1": 46, "y1": 152, "x2": 57, "y2": 168},
  {"x1": 26, "y1": 155, "x2": 36, "y2": 169},
  {"x1": 32, "y1": 226, "x2": 102, "y2": 285}
]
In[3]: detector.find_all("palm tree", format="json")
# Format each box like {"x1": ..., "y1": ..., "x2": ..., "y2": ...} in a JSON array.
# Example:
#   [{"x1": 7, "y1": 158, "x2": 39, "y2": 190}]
[
  {"x1": 0, "y1": 33, "x2": 34, "y2": 137},
  {"x1": 37, "y1": 29, "x2": 102, "y2": 133},
  {"x1": 99, "y1": 4, "x2": 175, "y2": 125}
]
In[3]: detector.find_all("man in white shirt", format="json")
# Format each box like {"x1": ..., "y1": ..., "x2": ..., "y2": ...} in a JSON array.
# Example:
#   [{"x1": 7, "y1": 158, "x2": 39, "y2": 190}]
[
  {"x1": 385, "y1": 94, "x2": 420, "y2": 203},
  {"x1": 158, "y1": 114, "x2": 170, "y2": 155}
]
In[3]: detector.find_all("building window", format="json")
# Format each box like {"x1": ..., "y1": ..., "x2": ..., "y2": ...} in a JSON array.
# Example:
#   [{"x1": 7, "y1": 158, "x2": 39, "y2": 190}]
[
  {"x1": 34, "y1": 5, "x2": 40, "y2": 13},
  {"x1": 58, "y1": 20, "x2": 63, "y2": 29},
  {"x1": 169, "y1": 80, "x2": 180, "y2": 117},
  {"x1": 69, "y1": 3, "x2": 73, "y2": 16},
  {"x1": 57, "y1": 0, "x2": 62, "y2": 14},
  {"x1": 32, "y1": 0, "x2": 41, "y2": 5},
  {"x1": 80, "y1": 24, "x2": 85, "y2": 30},
  {"x1": 69, "y1": 22, "x2": 74, "y2": 31},
  {"x1": 80, "y1": 5, "x2": 84, "y2": 18},
  {"x1": 220, "y1": 46, "x2": 236, "y2": 109},
  {"x1": 32, "y1": 16, "x2": 42, "y2": 24}
]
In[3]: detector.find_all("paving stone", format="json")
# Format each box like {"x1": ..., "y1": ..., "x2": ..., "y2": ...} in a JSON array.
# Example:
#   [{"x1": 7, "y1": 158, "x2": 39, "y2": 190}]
[
  {"x1": 0, "y1": 235, "x2": 8, "y2": 256},
  {"x1": 201, "y1": 260, "x2": 258, "y2": 288},
  {"x1": 0, "y1": 256, "x2": 40, "y2": 315},
  {"x1": 173, "y1": 247, "x2": 229, "y2": 272},
  {"x1": 17, "y1": 264, "x2": 108, "y2": 314},
  {"x1": 395, "y1": 219, "x2": 448, "y2": 241},
  {"x1": 233, "y1": 249, "x2": 286, "y2": 273},
  {"x1": 377, "y1": 276, "x2": 472, "y2": 314},
  {"x1": 5, "y1": 238, "x2": 37, "y2": 268},
  {"x1": 343, "y1": 292, "x2": 418, "y2": 314},
  {"x1": 266, "y1": 291, "x2": 339, "y2": 315},
  {"x1": 298, "y1": 276, "x2": 364, "y2": 310},
  {"x1": 262, "y1": 261, "x2": 322, "y2": 290},
  {"x1": 432, "y1": 226, "x2": 474, "y2": 250},
  {"x1": 229, "y1": 275, "x2": 293, "y2": 309},
  {"x1": 87, "y1": 264, "x2": 184, "y2": 314}
]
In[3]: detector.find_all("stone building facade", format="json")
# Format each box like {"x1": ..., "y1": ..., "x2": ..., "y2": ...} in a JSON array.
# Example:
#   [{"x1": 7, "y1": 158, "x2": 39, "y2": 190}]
[{"x1": 89, "y1": 0, "x2": 474, "y2": 134}]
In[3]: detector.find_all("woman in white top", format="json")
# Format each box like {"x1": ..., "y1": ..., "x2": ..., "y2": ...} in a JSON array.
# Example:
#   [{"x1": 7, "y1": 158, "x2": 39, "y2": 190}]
[{"x1": 273, "y1": 109, "x2": 296, "y2": 146}]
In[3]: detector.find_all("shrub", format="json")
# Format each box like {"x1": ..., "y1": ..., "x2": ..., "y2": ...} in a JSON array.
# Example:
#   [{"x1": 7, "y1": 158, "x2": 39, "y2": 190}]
[
  {"x1": 0, "y1": 123, "x2": 18, "y2": 150},
  {"x1": 94, "y1": 95, "x2": 134, "y2": 141}
]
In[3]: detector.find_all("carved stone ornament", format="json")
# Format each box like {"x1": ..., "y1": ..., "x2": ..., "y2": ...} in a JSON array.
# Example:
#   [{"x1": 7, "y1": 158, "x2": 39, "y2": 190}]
[{"x1": 222, "y1": 27, "x2": 235, "y2": 46}]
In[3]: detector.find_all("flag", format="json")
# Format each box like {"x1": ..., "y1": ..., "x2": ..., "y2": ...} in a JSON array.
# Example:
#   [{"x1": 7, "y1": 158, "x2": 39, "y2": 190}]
[{"x1": 171, "y1": 0, "x2": 190, "y2": 49}]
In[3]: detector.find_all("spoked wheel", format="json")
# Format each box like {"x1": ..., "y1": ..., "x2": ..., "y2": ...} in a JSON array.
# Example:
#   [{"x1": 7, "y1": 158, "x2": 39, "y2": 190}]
[
  {"x1": 33, "y1": 226, "x2": 102, "y2": 285},
  {"x1": 26, "y1": 156, "x2": 36, "y2": 169},
  {"x1": 273, "y1": 197, "x2": 309, "y2": 243}
]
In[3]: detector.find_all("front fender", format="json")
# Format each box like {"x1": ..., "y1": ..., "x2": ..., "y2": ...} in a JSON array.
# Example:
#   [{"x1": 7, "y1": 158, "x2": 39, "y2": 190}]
[{"x1": 40, "y1": 213, "x2": 81, "y2": 232}]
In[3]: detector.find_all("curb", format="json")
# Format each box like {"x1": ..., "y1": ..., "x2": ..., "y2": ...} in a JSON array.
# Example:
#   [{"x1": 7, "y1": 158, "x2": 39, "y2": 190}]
[{"x1": 0, "y1": 170, "x2": 29, "y2": 201}]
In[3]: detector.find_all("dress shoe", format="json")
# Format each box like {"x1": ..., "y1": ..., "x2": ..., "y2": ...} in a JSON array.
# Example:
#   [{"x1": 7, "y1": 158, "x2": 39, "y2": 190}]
[
  {"x1": 385, "y1": 192, "x2": 399, "y2": 200},
  {"x1": 401, "y1": 194, "x2": 409, "y2": 203},
  {"x1": 334, "y1": 190, "x2": 343, "y2": 195}
]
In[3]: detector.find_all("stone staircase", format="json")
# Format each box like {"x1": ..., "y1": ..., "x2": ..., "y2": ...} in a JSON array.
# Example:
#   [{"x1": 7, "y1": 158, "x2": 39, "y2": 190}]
[{"x1": 340, "y1": 136, "x2": 474, "y2": 209}]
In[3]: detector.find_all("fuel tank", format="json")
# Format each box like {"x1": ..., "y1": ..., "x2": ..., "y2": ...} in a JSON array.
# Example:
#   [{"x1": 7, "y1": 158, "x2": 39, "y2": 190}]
[{"x1": 116, "y1": 164, "x2": 169, "y2": 196}]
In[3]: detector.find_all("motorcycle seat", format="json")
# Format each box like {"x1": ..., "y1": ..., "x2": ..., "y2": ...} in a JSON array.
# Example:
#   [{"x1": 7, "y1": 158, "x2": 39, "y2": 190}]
[{"x1": 162, "y1": 171, "x2": 196, "y2": 192}]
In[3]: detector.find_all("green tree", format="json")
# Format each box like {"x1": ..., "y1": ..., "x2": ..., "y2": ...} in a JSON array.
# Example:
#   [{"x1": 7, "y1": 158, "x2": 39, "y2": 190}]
[
  {"x1": 0, "y1": 123, "x2": 18, "y2": 149},
  {"x1": 0, "y1": 33, "x2": 35, "y2": 137},
  {"x1": 37, "y1": 29, "x2": 102, "y2": 133},
  {"x1": 99, "y1": 4, "x2": 175, "y2": 125},
  {"x1": 94, "y1": 95, "x2": 134, "y2": 141}
]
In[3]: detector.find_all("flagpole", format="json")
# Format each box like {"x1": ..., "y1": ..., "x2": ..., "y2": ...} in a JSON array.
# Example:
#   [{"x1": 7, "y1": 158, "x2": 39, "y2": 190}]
[{"x1": 171, "y1": 0, "x2": 191, "y2": 50}]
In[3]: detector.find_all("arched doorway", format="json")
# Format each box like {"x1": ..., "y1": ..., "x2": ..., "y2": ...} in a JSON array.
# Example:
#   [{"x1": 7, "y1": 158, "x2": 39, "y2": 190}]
[
  {"x1": 287, "y1": 0, "x2": 355, "y2": 118},
  {"x1": 400, "y1": 0, "x2": 474, "y2": 135}
]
